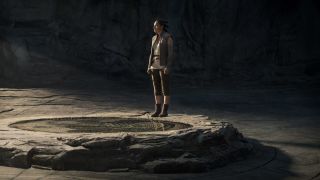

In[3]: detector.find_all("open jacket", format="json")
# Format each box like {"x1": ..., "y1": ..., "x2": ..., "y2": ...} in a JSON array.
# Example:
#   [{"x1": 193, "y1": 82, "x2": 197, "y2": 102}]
[{"x1": 148, "y1": 31, "x2": 174, "y2": 70}]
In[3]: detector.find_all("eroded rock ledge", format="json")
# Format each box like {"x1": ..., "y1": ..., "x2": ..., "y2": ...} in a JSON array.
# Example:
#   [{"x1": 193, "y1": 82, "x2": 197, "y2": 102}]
[{"x1": 0, "y1": 115, "x2": 254, "y2": 173}]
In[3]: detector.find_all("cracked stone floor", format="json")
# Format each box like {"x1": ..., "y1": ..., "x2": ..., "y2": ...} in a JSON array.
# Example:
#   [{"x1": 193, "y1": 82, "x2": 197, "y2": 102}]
[{"x1": 0, "y1": 79, "x2": 319, "y2": 180}]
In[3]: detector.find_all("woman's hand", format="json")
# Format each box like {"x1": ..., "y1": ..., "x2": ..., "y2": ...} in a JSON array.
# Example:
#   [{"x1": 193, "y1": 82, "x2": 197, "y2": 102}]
[
  {"x1": 147, "y1": 68, "x2": 152, "y2": 75},
  {"x1": 164, "y1": 67, "x2": 169, "y2": 74}
]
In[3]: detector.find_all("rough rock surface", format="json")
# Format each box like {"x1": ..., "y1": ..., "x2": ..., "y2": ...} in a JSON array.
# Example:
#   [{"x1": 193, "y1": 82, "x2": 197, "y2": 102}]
[
  {"x1": 0, "y1": 0, "x2": 319, "y2": 87},
  {"x1": 0, "y1": 113, "x2": 254, "y2": 173}
]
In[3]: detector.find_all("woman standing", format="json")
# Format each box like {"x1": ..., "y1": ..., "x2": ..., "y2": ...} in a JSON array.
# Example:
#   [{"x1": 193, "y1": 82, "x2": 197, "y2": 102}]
[{"x1": 147, "y1": 19, "x2": 174, "y2": 117}]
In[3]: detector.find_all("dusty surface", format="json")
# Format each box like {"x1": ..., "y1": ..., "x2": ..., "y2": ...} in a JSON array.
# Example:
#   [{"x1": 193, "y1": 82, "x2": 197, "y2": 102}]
[
  {"x1": 0, "y1": 80, "x2": 319, "y2": 179},
  {"x1": 1, "y1": 105, "x2": 254, "y2": 173}
]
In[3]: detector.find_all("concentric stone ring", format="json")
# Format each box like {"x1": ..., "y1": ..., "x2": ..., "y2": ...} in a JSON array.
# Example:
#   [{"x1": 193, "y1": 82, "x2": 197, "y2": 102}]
[{"x1": 0, "y1": 112, "x2": 255, "y2": 173}]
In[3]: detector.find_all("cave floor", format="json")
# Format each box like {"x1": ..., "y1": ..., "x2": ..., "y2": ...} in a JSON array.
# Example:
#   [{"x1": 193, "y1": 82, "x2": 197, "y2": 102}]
[{"x1": 0, "y1": 79, "x2": 319, "y2": 180}]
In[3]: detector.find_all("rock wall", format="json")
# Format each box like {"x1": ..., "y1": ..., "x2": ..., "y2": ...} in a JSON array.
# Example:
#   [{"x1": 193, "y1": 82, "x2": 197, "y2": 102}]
[{"x1": 0, "y1": 0, "x2": 319, "y2": 86}]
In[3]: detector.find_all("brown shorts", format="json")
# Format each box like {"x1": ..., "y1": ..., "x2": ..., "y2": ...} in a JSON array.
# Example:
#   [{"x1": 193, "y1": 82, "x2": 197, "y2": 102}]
[{"x1": 150, "y1": 69, "x2": 170, "y2": 96}]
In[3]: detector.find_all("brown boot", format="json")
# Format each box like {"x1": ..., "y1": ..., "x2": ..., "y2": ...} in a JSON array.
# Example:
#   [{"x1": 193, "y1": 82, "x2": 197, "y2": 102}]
[
  {"x1": 151, "y1": 104, "x2": 161, "y2": 117},
  {"x1": 159, "y1": 104, "x2": 169, "y2": 117}
]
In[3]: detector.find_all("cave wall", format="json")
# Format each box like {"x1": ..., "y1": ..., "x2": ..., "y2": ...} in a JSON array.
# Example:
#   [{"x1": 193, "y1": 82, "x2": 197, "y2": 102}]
[{"x1": 0, "y1": 0, "x2": 319, "y2": 86}]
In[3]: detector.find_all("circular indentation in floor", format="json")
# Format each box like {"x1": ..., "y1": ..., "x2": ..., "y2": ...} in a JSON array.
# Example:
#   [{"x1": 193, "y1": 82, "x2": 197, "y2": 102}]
[{"x1": 9, "y1": 117, "x2": 192, "y2": 133}]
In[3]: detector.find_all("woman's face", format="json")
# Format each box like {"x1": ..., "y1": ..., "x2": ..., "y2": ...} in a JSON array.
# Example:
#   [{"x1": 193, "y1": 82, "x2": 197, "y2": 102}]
[{"x1": 153, "y1": 21, "x2": 163, "y2": 34}]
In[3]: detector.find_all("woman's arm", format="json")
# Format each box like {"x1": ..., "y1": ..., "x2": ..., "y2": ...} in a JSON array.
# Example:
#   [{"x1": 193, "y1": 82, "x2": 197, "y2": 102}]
[
  {"x1": 147, "y1": 36, "x2": 155, "y2": 73},
  {"x1": 166, "y1": 36, "x2": 174, "y2": 72}
]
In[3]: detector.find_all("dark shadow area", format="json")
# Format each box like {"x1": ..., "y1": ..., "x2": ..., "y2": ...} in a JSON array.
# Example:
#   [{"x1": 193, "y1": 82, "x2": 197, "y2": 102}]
[
  {"x1": 205, "y1": 137, "x2": 298, "y2": 180},
  {"x1": 1, "y1": 0, "x2": 320, "y2": 88},
  {"x1": 259, "y1": 140, "x2": 320, "y2": 149}
]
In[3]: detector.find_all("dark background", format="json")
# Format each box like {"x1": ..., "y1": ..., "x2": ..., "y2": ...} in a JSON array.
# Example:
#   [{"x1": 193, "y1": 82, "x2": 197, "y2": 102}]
[{"x1": 0, "y1": 0, "x2": 319, "y2": 88}]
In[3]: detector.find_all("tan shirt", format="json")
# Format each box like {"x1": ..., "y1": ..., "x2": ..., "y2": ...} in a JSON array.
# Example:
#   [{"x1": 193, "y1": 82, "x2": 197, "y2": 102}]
[
  {"x1": 148, "y1": 31, "x2": 174, "y2": 70},
  {"x1": 150, "y1": 57, "x2": 165, "y2": 69},
  {"x1": 153, "y1": 37, "x2": 160, "y2": 55},
  {"x1": 150, "y1": 37, "x2": 165, "y2": 69}
]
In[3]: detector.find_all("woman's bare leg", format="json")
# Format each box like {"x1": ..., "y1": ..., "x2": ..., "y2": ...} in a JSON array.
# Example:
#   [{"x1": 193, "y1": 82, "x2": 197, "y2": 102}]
[
  {"x1": 155, "y1": 95, "x2": 162, "y2": 104},
  {"x1": 164, "y1": 96, "x2": 170, "y2": 104}
]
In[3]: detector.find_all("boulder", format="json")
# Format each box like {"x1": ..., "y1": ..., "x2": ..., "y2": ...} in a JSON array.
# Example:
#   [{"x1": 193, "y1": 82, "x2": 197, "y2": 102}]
[
  {"x1": 143, "y1": 158, "x2": 208, "y2": 173},
  {"x1": 9, "y1": 152, "x2": 30, "y2": 168}
]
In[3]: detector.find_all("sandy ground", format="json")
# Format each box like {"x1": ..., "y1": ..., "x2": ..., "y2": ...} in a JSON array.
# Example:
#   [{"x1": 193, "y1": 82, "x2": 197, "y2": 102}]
[{"x1": 0, "y1": 78, "x2": 319, "y2": 180}]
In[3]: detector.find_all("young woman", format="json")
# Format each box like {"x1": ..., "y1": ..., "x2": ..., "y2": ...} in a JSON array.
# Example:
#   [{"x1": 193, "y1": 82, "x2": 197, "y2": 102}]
[{"x1": 147, "y1": 19, "x2": 174, "y2": 117}]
